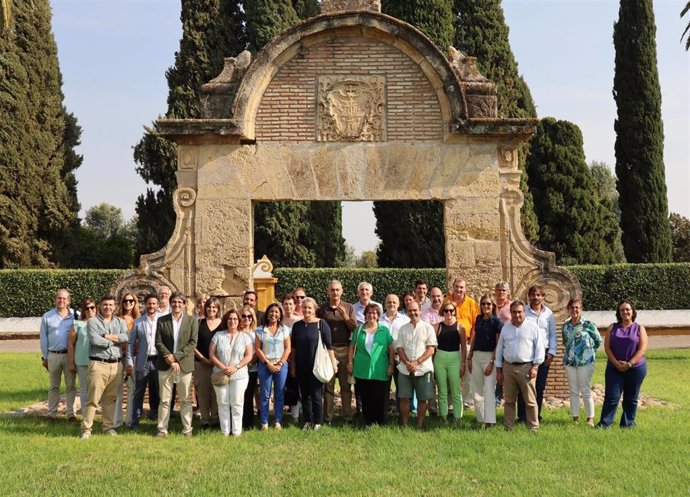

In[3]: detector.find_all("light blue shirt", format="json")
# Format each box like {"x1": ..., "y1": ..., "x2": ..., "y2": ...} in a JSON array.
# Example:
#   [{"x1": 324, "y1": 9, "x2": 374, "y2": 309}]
[
  {"x1": 87, "y1": 315, "x2": 129, "y2": 360},
  {"x1": 211, "y1": 331, "x2": 251, "y2": 381},
  {"x1": 494, "y1": 320, "x2": 545, "y2": 368},
  {"x1": 40, "y1": 308, "x2": 75, "y2": 359},
  {"x1": 256, "y1": 325, "x2": 291, "y2": 361},
  {"x1": 525, "y1": 304, "x2": 557, "y2": 356},
  {"x1": 354, "y1": 300, "x2": 383, "y2": 326}
]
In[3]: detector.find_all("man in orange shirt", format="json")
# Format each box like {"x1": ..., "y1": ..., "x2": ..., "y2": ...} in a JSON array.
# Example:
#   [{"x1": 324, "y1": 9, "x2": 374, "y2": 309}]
[{"x1": 443, "y1": 278, "x2": 479, "y2": 408}]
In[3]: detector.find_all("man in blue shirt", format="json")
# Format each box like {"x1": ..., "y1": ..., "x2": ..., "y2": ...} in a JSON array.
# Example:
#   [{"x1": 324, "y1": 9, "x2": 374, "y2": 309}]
[{"x1": 39, "y1": 289, "x2": 76, "y2": 422}]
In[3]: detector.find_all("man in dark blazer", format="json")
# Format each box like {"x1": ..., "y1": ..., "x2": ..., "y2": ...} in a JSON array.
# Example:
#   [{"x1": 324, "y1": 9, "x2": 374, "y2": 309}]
[{"x1": 155, "y1": 291, "x2": 198, "y2": 437}]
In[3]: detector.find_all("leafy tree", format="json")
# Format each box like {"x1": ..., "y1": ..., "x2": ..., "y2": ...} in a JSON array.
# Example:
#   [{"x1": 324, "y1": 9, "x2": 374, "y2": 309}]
[
  {"x1": 245, "y1": 0, "x2": 299, "y2": 51},
  {"x1": 613, "y1": 0, "x2": 672, "y2": 262},
  {"x1": 85, "y1": 203, "x2": 129, "y2": 239},
  {"x1": 590, "y1": 160, "x2": 625, "y2": 262},
  {"x1": 133, "y1": 0, "x2": 246, "y2": 256},
  {"x1": 526, "y1": 118, "x2": 617, "y2": 265},
  {"x1": 682, "y1": 1, "x2": 690, "y2": 51},
  {"x1": 455, "y1": 0, "x2": 539, "y2": 243},
  {"x1": 669, "y1": 212, "x2": 690, "y2": 262},
  {"x1": 0, "y1": 0, "x2": 79, "y2": 267},
  {"x1": 292, "y1": 0, "x2": 319, "y2": 19}
]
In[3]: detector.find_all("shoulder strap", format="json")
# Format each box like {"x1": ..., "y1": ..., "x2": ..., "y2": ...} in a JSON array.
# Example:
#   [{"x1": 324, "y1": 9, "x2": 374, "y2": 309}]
[{"x1": 436, "y1": 322, "x2": 442, "y2": 337}]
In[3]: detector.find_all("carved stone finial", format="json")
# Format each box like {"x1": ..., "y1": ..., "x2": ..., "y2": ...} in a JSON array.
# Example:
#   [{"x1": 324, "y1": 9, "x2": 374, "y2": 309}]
[
  {"x1": 200, "y1": 50, "x2": 252, "y2": 119},
  {"x1": 321, "y1": 0, "x2": 381, "y2": 14},
  {"x1": 447, "y1": 47, "x2": 497, "y2": 119}
]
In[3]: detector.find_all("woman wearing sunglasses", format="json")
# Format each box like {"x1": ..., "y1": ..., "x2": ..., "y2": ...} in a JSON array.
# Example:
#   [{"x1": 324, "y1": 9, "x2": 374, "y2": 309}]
[
  {"x1": 68, "y1": 298, "x2": 97, "y2": 415},
  {"x1": 433, "y1": 303, "x2": 466, "y2": 422},
  {"x1": 238, "y1": 305, "x2": 259, "y2": 429},
  {"x1": 467, "y1": 294, "x2": 503, "y2": 428},
  {"x1": 115, "y1": 293, "x2": 140, "y2": 427}
]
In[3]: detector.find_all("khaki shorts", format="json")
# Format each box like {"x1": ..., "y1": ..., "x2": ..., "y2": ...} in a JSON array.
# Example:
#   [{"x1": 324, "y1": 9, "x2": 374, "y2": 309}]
[{"x1": 397, "y1": 372, "x2": 434, "y2": 400}]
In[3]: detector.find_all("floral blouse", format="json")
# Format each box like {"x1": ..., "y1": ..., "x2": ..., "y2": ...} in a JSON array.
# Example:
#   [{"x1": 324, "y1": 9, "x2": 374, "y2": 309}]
[{"x1": 562, "y1": 319, "x2": 602, "y2": 367}]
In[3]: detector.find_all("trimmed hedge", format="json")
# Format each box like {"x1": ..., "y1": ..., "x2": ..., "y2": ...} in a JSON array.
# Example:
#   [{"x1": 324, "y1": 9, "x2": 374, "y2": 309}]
[
  {"x1": 0, "y1": 270, "x2": 127, "y2": 318},
  {"x1": 2, "y1": 264, "x2": 689, "y2": 317},
  {"x1": 566, "y1": 263, "x2": 690, "y2": 311}
]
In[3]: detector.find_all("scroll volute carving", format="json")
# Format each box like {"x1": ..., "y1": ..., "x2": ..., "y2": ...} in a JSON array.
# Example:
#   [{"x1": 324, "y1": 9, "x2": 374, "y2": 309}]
[
  {"x1": 448, "y1": 47, "x2": 497, "y2": 119},
  {"x1": 201, "y1": 51, "x2": 252, "y2": 119}
]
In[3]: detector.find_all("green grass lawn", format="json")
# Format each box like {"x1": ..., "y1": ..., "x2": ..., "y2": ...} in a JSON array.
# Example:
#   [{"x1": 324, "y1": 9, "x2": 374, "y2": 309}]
[{"x1": 1, "y1": 350, "x2": 688, "y2": 497}]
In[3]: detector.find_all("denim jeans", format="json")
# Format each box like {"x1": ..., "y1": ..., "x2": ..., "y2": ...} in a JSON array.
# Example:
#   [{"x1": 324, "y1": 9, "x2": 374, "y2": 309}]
[
  {"x1": 258, "y1": 362, "x2": 288, "y2": 425},
  {"x1": 598, "y1": 362, "x2": 647, "y2": 428}
]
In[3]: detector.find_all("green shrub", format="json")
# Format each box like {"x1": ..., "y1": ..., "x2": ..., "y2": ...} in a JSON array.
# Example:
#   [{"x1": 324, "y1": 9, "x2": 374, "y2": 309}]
[
  {"x1": 566, "y1": 263, "x2": 690, "y2": 310},
  {"x1": 0, "y1": 270, "x2": 127, "y2": 317}
]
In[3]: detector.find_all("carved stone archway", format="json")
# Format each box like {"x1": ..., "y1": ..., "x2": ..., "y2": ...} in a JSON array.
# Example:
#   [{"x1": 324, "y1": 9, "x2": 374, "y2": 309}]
[{"x1": 116, "y1": 4, "x2": 580, "y2": 317}]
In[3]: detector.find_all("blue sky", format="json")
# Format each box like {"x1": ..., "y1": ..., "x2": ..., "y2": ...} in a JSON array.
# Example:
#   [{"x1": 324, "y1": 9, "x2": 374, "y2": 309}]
[{"x1": 51, "y1": 0, "x2": 690, "y2": 254}]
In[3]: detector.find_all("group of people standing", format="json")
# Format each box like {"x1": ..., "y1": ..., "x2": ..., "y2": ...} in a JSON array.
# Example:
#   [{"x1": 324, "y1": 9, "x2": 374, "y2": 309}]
[{"x1": 39, "y1": 277, "x2": 648, "y2": 438}]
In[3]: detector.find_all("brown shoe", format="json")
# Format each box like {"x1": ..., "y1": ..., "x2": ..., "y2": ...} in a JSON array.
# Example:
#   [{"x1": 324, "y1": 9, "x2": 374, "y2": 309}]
[
  {"x1": 155, "y1": 430, "x2": 167, "y2": 438},
  {"x1": 182, "y1": 431, "x2": 193, "y2": 437}
]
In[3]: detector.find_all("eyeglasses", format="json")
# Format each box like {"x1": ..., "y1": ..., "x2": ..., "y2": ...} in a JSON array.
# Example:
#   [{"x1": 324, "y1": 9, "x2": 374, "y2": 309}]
[
  {"x1": 123, "y1": 299, "x2": 135, "y2": 304},
  {"x1": 86, "y1": 305, "x2": 96, "y2": 310},
  {"x1": 443, "y1": 308, "x2": 455, "y2": 314},
  {"x1": 294, "y1": 296, "x2": 306, "y2": 300},
  {"x1": 241, "y1": 314, "x2": 253, "y2": 320}
]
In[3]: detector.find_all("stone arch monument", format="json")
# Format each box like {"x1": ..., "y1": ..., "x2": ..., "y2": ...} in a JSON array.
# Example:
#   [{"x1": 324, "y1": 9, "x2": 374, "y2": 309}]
[{"x1": 115, "y1": 0, "x2": 579, "y2": 318}]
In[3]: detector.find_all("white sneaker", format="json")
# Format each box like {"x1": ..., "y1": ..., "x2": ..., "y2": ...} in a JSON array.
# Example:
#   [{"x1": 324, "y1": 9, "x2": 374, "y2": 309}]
[
  {"x1": 274, "y1": 423, "x2": 282, "y2": 431},
  {"x1": 80, "y1": 431, "x2": 91, "y2": 440},
  {"x1": 261, "y1": 424, "x2": 269, "y2": 432},
  {"x1": 313, "y1": 424, "x2": 321, "y2": 431},
  {"x1": 104, "y1": 429, "x2": 118, "y2": 436},
  {"x1": 301, "y1": 422, "x2": 311, "y2": 431}
]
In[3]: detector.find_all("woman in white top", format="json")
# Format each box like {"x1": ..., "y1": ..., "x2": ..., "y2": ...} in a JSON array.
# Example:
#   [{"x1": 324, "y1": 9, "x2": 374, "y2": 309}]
[
  {"x1": 209, "y1": 309, "x2": 252, "y2": 437},
  {"x1": 256, "y1": 303, "x2": 292, "y2": 430}
]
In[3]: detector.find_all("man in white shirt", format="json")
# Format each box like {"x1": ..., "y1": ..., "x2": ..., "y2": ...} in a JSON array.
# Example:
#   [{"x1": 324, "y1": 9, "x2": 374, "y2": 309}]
[
  {"x1": 353, "y1": 281, "x2": 383, "y2": 326},
  {"x1": 495, "y1": 300, "x2": 545, "y2": 431},
  {"x1": 394, "y1": 302, "x2": 437, "y2": 428},
  {"x1": 125, "y1": 293, "x2": 160, "y2": 428},
  {"x1": 157, "y1": 286, "x2": 172, "y2": 316},
  {"x1": 518, "y1": 284, "x2": 557, "y2": 423}
]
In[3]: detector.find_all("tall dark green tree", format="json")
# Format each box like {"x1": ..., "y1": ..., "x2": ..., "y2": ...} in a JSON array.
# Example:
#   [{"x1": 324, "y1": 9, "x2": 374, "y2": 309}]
[
  {"x1": 526, "y1": 118, "x2": 617, "y2": 265},
  {"x1": 613, "y1": 0, "x2": 672, "y2": 262},
  {"x1": 133, "y1": 0, "x2": 246, "y2": 256},
  {"x1": 374, "y1": 0, "x2": 454, "y2": 268},
  {"x1": 0, "y1": 0, "x2": 80, "y2": 267},
  {"x1": 246, "y1": 0, "x2": 345, "y2": 267},
  {"x1": 455, "y1": 0, "x2": 539, "y2": 244},
  {"x1": 590, "y1": 160, "x2": 625, "y2": 262},
  {"x1": 292, "y1": 0, "x2": 319, "y2": 20}
]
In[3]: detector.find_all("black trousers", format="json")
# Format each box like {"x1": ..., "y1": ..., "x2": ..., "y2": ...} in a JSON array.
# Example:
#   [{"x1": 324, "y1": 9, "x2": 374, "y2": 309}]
[
  {"x1": 298, "y1": 373, "x2": 324, "y2": 424},
  {"x1": 242, "y1": 370, "x2": 258, "y2": 429},
  {"x1": 357, "y1": 378, "x2": 389, "y2": 425}
]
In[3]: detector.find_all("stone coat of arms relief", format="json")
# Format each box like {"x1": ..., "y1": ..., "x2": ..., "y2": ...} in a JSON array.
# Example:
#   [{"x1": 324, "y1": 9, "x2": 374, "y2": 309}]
[{"x1": 316, "y1": 75, "x2": 386, "y2": 142}]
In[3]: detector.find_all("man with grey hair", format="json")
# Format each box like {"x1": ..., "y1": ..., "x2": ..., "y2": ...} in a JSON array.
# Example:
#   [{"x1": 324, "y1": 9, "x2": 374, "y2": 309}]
[
  {"x1": 40, "y1": 289, "x2": 77, "y2": 422},
  {"x1": 157, "y1": 286, "x2": 172, "y2": 316},
  {"x1": 495, "y1": 281, "x2": 512, "y2": 325},
  {"x1": 353, "y1": 281, "x2": 383, "y2": 326},
  {"x1": 317, "y1": 280, "x2": 357, "y2": 423}
]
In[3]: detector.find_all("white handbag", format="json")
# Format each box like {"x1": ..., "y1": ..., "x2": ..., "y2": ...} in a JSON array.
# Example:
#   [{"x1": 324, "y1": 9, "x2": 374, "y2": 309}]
[{"x1": 312, "y1": 320, "x2": 335, "y2": 383}]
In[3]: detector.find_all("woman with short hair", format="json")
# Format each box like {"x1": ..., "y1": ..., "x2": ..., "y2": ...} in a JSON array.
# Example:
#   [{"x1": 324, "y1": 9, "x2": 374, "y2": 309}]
[
  {"x1": 68, "y1": 298, "x2": 97, "y2": 415},
  {"x1": 347, "y1": 303, "x2": 394, "y2": 425}
]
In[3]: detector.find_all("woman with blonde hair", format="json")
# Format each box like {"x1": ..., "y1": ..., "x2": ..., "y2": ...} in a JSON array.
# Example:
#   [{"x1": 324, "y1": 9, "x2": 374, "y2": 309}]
[{"x1": 239, "y1": 305, "x2": 259, "y2": 429}]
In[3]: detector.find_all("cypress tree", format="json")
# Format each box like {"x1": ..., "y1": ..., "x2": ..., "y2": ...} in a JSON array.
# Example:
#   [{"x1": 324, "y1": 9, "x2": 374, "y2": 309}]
[
  {"x1": 526, "y1": 118, "x2": 618, "y2": 265},
  {"x1": 373, "y1": 0, "x2": 453, "y2": 268},
  {"x1": 613, "y1": 0, "x2": 672, "y2": 262},
  {"x1": 133, "y1": 0, "x2": 246, "y2": 256},
  {"x1": 246, "y1": 0, "x2": 346, "y2": 267},
  {"x1": 0, "y1": 0, "x2": 78, "y2": 267},
  {"x1": 454, "y1": 0, "x2": 539, "y2": 244},
  {"x1": 292, "y1": 0, "x2": 319, "y2": 19}
]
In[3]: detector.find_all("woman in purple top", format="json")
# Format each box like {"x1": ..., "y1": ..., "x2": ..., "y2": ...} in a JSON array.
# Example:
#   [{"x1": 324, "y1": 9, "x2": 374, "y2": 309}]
[{"x1": 597, "y1": 299, "x2": 648, "y2": 428}]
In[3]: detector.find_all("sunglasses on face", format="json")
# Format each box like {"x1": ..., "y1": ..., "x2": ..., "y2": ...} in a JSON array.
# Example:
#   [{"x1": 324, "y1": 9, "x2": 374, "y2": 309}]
[
  {"x1": 294, "y1": 296, "x2": 306, "y2": 300},
  {"x1": 86, "y1": 305, "x2": 96, "y2": 310},
  {"x1": 241, "y1": 315, "x2": 253, "y2": 319},
  {"x1": 443, "y1": 309, "x2": 455, "y2": 314},
  {"x1": 123, "y1": 299, "x2": 135, "y2": 304}
]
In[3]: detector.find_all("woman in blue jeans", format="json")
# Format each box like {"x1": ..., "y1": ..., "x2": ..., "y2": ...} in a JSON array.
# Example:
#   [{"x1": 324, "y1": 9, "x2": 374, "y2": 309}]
[
  {"x1": 255, "y1": 303, "x2": 292, "y2": 431},
  {"x1": 597, "y1": 299, "x2": 648, "y2": 429}
]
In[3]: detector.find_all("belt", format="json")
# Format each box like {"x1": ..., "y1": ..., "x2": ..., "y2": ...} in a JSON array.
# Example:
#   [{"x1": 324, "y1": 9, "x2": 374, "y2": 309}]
[
  {"x1": 506, "y1": 361, "x2": 531, "y2": 366},
  {"x1": 49, "y1": 349, "x2": 68, "y2": 354},
  {"x1": 90, "y1": 357, "x2": 121, "y2": 364},
  {"x1": 147, "y1": 355, "x2": 157, "y2": 361}
]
